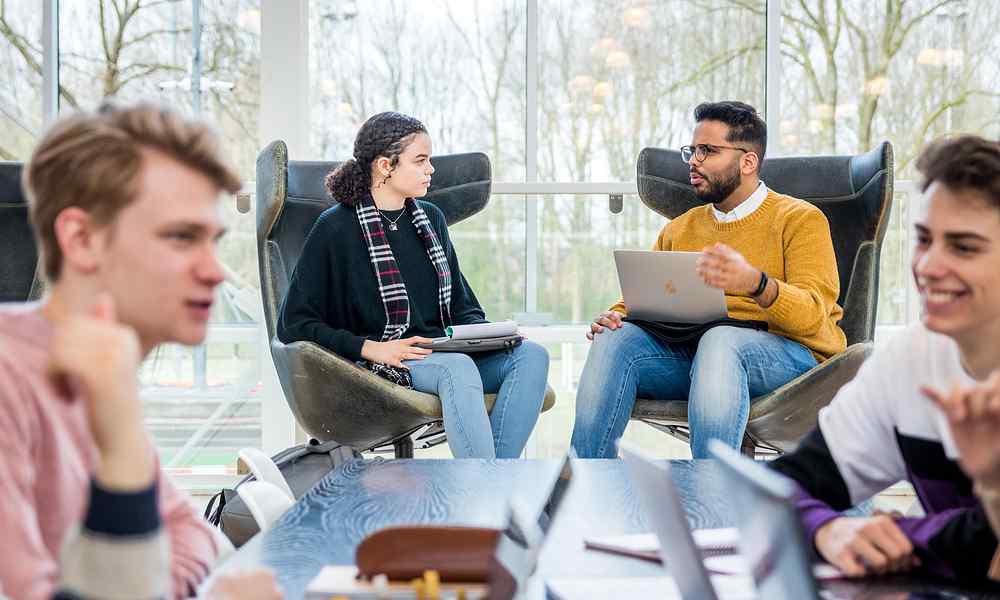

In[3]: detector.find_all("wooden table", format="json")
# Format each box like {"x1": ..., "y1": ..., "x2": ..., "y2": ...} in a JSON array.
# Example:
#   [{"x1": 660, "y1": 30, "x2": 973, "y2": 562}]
[{"x1": 213, "y1": 458, "x2": 997, "y2": 599}]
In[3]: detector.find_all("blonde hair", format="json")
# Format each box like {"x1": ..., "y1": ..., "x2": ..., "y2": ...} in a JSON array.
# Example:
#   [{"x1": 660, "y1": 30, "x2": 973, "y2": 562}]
[{"x1": 23, "y1": 101, "x2": 242, "y2": 281}]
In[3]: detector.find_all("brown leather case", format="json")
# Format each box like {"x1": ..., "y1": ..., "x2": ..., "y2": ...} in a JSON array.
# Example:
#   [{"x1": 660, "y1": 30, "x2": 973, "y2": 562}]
[{"x1": 355, "y1": 525, "x2": 501, "y2": 582}]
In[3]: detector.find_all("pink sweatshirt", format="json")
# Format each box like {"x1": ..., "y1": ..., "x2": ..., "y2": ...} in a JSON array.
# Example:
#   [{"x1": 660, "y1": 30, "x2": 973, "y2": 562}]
[{"x1": 0, "y1": 303, "x2": 218, "y2": 600}]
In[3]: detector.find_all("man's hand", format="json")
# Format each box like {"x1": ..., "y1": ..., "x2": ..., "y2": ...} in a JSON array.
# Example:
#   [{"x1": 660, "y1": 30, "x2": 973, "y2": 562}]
[
  {"x1": 695, "y1": 243, "x2": 760, "y2": 296},
  {"x1": 814, "y1": 515, "x2": 919, "y2": 577},
  {"x1": 48, "y1": 294, "x2": 153, "y2": 490},
  {"x1": 209, "y1": 568, "x2": 283, "y2": 600},
  {"x1": 587, "y1": 310, "x2": 625, "y2": 340},
  {"x1": 923, "y1": 373, "x2": 1000, "y2": 487},
  {"x1": 361, "y1": 336, "x2": 433, "y2": 368}
]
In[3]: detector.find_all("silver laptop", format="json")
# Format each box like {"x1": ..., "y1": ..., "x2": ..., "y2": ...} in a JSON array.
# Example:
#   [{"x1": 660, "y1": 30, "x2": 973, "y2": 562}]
[
  {"x1": 613, "y1": 250, "x2": 727, "y2": 324},
  {"x1": 620, "y1": 442, "x2": 757, "y2": 600},
  {"x1": 490, "y1": 454, "x2": 574, "y2": 599},
  {"x1": 546, "y1": 442, "x2": 756, "y2": 600},
  {"x1": 708, "y1": 441, "x2": 825, "y2": 600}
]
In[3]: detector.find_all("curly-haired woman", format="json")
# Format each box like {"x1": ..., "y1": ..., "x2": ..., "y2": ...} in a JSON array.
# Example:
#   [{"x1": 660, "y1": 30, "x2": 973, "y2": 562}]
[{"x1": 277, "y1": 112, "x2": 549, "y2": 459}]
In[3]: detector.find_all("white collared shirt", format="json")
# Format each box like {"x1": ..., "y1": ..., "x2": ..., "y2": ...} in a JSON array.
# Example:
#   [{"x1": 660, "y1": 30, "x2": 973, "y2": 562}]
[{"x1": 712, "y1": 180, "x2": 768, "y2": 223}]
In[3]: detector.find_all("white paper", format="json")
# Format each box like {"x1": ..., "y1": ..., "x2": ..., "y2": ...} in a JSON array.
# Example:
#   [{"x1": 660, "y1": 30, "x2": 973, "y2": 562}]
[
  {"x1": 546, "y1": 574, "x2": 756, "y2": 600},
  {"x1": 585, "y1": 527, "x2": 740, "y2": 553},
  {"x1": 446, "y1": 320, "x2": 518, "y2": 340},
  {"x1": 703, "y1": 555, "x2": 845, "y2": 581}
]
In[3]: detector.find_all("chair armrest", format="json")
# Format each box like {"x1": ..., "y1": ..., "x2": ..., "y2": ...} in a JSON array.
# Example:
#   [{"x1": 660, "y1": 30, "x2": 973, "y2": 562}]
[
  {"x1": 269, "y1": 338, "x2": 443, "y2": 449},
  {"x1": 746, "y1": 342, "x2": 872, "y2": 452}
]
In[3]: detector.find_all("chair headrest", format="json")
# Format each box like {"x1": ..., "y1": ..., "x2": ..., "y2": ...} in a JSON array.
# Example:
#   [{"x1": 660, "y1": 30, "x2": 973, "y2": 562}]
[
  {"x1": 0, "y1": 162, "x2": 26, "y2": 205},
  {"x1": 0, "y1": 162, "x2": 40, "y2": 303},
  {"x1": 636, "y1": 142, "x2": 892, "y2": 219},
  {"x1": 273, "y1": 151, "x2": 492, "y2": 229},
  {"x1": 636, "y1": 142, "x2": 894, "y2": 313}
]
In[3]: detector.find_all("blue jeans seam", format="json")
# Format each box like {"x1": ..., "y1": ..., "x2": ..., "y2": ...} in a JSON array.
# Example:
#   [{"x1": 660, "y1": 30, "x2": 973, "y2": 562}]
[
  {"x1": 595, "y1": 353, "x2": 687, "y2": 457},
  {"x1": 423, "y1": 361, "x2": 479, "y2": 457},
  {"x1": 490, "y1": 352, "x2": 519, "y2": 457}
]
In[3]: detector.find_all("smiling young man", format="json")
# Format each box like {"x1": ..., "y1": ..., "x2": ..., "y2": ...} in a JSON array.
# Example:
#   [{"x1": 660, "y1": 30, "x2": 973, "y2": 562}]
[
  {"x1": 0, "y1": 102, "x2": 243, "y2": 599},
  {"x1": 770, "y1": 136, "x2": 1000, "y2": 584},
  {"x1": 571, "y1": 101, "x2": 845, "y2": 459}
]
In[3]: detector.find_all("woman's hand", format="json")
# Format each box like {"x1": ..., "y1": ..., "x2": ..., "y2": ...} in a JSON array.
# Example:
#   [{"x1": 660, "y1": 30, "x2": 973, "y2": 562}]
[{"x1": 361, "y1": 337, "x2": 434, "y2": 368}]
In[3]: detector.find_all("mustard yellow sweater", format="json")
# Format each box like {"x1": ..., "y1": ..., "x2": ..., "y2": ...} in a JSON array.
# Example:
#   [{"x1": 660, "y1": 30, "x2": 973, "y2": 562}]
[{"x1": 610, "y1": 191, "x2": 847, "y2": 361}]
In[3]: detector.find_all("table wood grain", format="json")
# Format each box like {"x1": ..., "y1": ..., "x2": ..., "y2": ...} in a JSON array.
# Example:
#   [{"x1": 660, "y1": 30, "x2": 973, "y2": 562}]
[{"x1": 212, "y1": 458, "x2": 999, "y2": 599}]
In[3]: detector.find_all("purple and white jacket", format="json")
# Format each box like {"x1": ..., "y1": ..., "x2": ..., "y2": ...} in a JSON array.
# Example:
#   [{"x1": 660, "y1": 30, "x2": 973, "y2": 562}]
[{"x1": 771, "y1": 322, "x2": 998, "y2": 582}]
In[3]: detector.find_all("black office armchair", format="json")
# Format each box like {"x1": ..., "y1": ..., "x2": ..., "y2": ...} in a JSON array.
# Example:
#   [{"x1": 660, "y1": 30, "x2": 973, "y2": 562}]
[
  {"x1": 629, "y1": 142, "x2": 894, "y2": 455},
  {"x1": 0, "y1": 162, "x2": 43, "y2": 303},
  {"x1": 256, "y1": 141, "x2": 555, "y2": 458}
]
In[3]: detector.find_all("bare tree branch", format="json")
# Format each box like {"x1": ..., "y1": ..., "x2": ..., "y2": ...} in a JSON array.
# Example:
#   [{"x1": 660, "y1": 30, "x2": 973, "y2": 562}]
[{"x1": 0, "y1": 0, "x2": 79, "y2": 107}]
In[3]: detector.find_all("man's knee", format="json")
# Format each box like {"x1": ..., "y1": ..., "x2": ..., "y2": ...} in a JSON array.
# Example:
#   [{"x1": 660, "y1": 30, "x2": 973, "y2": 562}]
[
  {"x1": 696, "y1": 326, "x2": 766, "y2": 360},
  {"x1": 589, "y1": 322, "x2": 646, "y2": 356},
  {"x1": 690, "y1": 326, "x2": 756, "y2": 379}
]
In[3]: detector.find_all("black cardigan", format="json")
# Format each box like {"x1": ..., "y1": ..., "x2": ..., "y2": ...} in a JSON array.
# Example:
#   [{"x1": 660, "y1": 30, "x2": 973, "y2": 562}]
[{"x1": 276, "y1": 200, "x2": 487, "y2": 361}]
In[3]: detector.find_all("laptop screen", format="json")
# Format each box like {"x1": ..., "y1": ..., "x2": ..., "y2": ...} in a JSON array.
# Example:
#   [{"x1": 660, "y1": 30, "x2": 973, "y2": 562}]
[
  {"x1": 709, "y1": 441, "x2": 822, "y2": 600},
  {"x1": 488, "y1": 455, "x2": 574, "y2": 600},
  {"x1": 619, "y1": 440, "x2": 720, "y2": 600}
]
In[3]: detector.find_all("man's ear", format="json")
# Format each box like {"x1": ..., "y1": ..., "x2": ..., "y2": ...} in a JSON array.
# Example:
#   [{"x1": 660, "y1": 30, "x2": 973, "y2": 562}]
[
  {"x1": 741, "y1": 150, "x2": 760, "y2": 176},
  {"x1": 53, "y1": 207, "x2": 102, "y2": 275}
]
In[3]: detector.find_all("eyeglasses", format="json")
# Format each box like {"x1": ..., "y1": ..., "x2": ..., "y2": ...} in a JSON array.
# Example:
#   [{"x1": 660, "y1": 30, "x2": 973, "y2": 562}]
[{"x1": 680, "y1": 143, "x2": 752, "y2": 164}]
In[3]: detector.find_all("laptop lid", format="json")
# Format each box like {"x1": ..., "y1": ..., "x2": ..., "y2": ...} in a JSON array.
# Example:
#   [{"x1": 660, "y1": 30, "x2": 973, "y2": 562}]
[
  {"x1": 613, "y1": 250, "x2": 727, "y2": 324},
  {"x1": 708, "y1": 441, "x2": 822, "y2": 600},
  {"x1": 619, "y1": 441, "x2": 719, "y2": 600},
  {"x1": 489, "y1": 454, "x2": 574, "y2": 599}
]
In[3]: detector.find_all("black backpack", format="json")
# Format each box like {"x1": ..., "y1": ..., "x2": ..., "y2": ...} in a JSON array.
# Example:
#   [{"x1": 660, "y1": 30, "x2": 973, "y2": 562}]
[{"x1": 204, "y1": 439, "x2": 359, "y2": 546}]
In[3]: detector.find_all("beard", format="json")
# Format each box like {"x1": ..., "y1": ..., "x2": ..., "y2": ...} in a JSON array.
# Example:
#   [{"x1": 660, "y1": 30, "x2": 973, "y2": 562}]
[{"x1": 693, "y1": 162, "x2": 741, "y2": 205}]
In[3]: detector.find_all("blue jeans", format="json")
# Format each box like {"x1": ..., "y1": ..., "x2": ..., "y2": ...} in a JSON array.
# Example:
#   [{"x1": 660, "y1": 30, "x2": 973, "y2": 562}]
[
  {"x1": 570, "y1": 323, "x2": 816, "y2": 459},
  {"x1": 403, "y1": 340, "x2": 549, "y2": 459}
]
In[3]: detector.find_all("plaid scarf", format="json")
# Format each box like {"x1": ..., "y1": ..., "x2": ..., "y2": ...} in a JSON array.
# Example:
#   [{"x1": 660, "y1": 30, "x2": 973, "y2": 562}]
[{"x1": 356, "y1": 194, "x2": 452, "y2": 387}]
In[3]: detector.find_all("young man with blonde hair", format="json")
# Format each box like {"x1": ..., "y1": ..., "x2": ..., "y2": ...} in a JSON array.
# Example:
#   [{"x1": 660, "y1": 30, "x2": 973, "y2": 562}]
[{"x1": 0, "y1": 102, "x2": 244, "y2": 599}]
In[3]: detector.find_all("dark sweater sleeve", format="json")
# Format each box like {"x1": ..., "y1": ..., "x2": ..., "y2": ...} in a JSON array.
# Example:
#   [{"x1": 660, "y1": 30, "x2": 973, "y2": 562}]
[
  {"x1": 771, "y1": 428, "x2": 999, "y2": 582},
  {"x1": 426, "y1": 204, "x2": 487, "y2": 326},
  {"x1": 895, "y1": 507, "x2": 998, "y2": 581},
  {"x1": 770, "y1": 427, "x2": 852, "y2": 542},
  {"x1": 54, "y1": 479, "x2": 167, "y2": 600},
  {"x1": 277, "y1": 211, "x2": 368, "y2": 361}
]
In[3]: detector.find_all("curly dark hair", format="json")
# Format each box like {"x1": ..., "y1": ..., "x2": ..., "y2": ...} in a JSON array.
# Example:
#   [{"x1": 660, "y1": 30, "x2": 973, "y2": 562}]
[
  {"x1": 693, "y1": 101, "x2": 767, "y2": 166},
  {"x1": 325, "y1": 111, "x2": 427, "y2": 206},
  {"x1": 916, "y1": 135, "x2": 1000, "y2": 210}
]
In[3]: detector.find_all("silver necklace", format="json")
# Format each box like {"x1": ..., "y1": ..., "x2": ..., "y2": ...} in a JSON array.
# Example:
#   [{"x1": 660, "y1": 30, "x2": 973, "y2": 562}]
[{"x1": 378, "y1": 207, "x2": 406, "y2": 231}]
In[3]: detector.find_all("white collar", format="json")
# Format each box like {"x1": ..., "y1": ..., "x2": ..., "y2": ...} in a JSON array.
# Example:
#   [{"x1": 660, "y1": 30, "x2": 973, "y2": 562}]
[{"x1": 712, "y1": 181, "x2": 768, "y2": 223}]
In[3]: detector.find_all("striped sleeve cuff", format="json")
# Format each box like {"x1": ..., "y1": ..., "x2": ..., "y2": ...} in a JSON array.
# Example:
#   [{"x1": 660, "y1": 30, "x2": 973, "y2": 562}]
[
  {"x1": 84, "y1": 479, "x2": 160, "y2": 536},
  {"x1": 57, "y1": 479, "x2": 169, "y2": 600}
]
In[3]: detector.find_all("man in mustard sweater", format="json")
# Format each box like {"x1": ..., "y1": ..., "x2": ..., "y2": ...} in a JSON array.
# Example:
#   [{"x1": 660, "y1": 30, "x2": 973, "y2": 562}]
[{"x1": 571, "y1": 101, "x2": 846, "y2": 459}]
